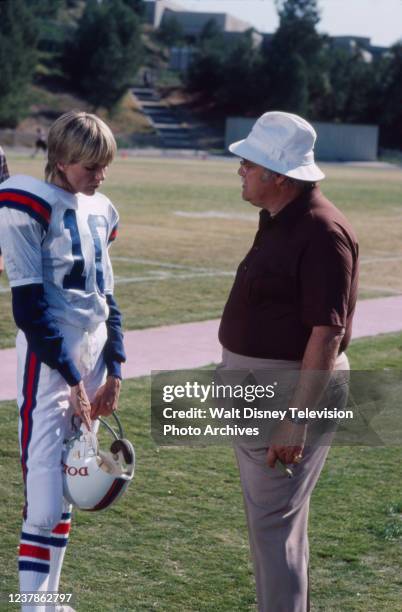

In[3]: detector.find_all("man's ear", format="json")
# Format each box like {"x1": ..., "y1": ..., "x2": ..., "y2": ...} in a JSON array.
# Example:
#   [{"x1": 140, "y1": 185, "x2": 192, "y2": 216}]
[
  {"x1": 261, "y1": 169, "x2": 272, "y2": 182},
  {"x1": 56, "y1": 161, "x2": 66, "y2": 173}
]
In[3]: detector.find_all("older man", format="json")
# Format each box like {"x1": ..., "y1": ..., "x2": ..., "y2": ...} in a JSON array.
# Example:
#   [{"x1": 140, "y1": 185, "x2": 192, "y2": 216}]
[{"x1": 219, "y1": 112, "x2": 359, "y2": 611}]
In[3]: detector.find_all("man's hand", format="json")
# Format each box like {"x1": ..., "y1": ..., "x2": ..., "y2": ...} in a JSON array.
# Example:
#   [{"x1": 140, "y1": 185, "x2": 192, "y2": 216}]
[
  {"x1": 70, "y1": 380, "x2": 92, "y2": 431},
  {"x1": 0, "y1": 254, "x2": 4, "y2": 275},
  {"x1": 267, "y1": 325, "x2": 344, "y2": 470},
  {"x1": 266, "y1": 419, "x2": 307, "y2": 468},
  {"x1": 91, "y1": 376, "x2": 121, "y2": 419}
]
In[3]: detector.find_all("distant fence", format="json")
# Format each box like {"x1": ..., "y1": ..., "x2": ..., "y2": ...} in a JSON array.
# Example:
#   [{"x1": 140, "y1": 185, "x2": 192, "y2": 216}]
[
  {"x1": 0, "y1": 129, "x2": 162, "y2": 151},
  {"x1": 225, "y1": 118, "x2": 379, "y2": 161}
]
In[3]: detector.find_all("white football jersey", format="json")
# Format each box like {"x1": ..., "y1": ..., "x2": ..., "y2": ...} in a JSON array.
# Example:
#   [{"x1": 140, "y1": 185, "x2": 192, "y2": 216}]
[{"x1": 0, "y1": 175, "x2": 119, "y2": 329}]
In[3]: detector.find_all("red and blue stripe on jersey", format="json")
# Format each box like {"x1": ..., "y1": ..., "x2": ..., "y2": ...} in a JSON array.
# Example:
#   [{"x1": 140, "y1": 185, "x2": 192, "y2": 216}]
[
  {"x1": 108, "y1": 223, "x2": 118, "y2": 243},
  {"x1": 0, "y1": 188, "x2": 51, "y2": 230}
]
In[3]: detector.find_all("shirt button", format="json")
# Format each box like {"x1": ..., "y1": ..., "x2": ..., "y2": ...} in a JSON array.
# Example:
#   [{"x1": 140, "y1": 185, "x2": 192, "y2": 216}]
[{"x1": 243, "y1": 265, "x2": 248, "y2": 270}]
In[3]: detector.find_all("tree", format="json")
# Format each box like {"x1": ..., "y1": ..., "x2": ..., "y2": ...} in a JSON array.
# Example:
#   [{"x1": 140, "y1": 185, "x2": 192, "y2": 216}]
[
  {"x1": 0, "y1": 0, "x2": 38, "y2": 127},
  {"x1": 187, "y1": 31, "x2": 262, "y2": 114},
  {"x1": 28, "y1": 0, "x2": 64, "y2": 19},
  {"x1": 213, "y1": 33, "x2": 267, "y2": 114},
  {"x1": 264, "y1": 52, "x2": 309, "y2": 116},
  {"x1": 262, "y1": 0, "x2": 327, "y2": 117},
  {"x1": 276, "y1": 0, "x2": 320, "y2": 24},
  {"x1": 317, "y1": 46, "x2": 376, "y2": 123},
  {"x1": 157, "y1": 16, "x2": 185, "y2": 46},
  {"x1": 122, "y1": 0, "x2": 146, "y2": 17},
  {"x1": 273, "y1": 0, "x2": 321, "y2": 60},
  {"x1": 377, "y1": 43, "x2": 402, "y2": 148},
  {"x1": 63, "y1": 0, "x2": 142, "y2": 111},
  {"x1": 186, "y1": 34, "x2": 226, "y2": 98},
  {"x1": 199, "y1": 18, "x2": 222, "y2": 44}
]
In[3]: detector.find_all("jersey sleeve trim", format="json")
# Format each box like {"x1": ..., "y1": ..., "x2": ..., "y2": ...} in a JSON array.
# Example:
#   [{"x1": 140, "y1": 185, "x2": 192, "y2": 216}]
[
  {"x1": 0, "y1": 188, "x2": 52, "y2": 230},
  {"x1": 10, "y1": 277, "x2": 44, "y2": 288},
  {"x1": 108, "y1": 223, "x2": 118, "y2": 244},
  {"x1": 104, "y1": 294, "x2": 126, "y2": 379},
  {"x1": 12, "y1": 284, "x2": 82, "y2": 387}
]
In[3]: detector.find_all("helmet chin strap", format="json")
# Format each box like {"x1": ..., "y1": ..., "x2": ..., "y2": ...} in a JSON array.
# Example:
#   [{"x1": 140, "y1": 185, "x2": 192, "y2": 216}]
[
  {"x1": 98, "y1": 413, "x2": 134, "y2": 465},
  {"x1": 67, "y1": 412, "x2": 125, "y2": 443},
  {"x1": 98, "y1": 412, "x2": 125, "y2": 440},
  {"x1": 110, "y1": 438, "x2": 134, "y2": 465}
]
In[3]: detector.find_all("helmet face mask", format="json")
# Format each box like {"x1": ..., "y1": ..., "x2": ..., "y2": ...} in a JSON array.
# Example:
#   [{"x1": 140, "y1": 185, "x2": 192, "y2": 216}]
[{"x1": 62, "y1": 414, "x2": 135, "y2": 511}]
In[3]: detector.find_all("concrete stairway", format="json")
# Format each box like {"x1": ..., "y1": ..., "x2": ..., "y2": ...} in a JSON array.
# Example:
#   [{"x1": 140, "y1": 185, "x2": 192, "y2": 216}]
[{"x1": 132, "y1": 86, "x2": 208, "y2": 149}]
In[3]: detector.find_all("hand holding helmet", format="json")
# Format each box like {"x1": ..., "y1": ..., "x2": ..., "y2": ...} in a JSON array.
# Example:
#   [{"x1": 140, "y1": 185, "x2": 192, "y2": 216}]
[
  {"x1": 91, "y1": 375, "x2": 121, "y2": 419},
  {"x1": 70, "y1": 380, "x2": 92, "y2": 431}
]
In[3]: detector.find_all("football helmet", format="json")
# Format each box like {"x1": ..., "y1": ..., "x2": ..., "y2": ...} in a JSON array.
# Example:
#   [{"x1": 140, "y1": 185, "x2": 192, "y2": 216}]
[{"x1": 62, "y1": 413, "x2": 135, "y2": 511}]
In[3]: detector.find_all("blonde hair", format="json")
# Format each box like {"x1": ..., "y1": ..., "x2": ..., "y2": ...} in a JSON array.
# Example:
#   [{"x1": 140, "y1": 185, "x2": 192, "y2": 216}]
[{"x1": 45, "y1": 111, "x2": 116, "y2": 183}]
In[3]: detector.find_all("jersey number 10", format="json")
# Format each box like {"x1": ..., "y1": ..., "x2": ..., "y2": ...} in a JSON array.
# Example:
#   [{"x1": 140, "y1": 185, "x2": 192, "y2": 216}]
[{"x1": 63, "y1": 209, "x2": 108, "y2": 294}]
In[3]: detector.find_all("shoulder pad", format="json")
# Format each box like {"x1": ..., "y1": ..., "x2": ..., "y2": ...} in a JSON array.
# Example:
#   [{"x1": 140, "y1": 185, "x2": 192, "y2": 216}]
[{"x1": 0, "y1": 175, "x2": 56, "y2": 231}]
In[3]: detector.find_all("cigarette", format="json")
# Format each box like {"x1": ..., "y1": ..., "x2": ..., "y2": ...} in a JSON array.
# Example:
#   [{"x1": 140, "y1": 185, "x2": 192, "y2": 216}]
[{"x1": 276, "y1": 459, "x2": 294, "y2": 478}]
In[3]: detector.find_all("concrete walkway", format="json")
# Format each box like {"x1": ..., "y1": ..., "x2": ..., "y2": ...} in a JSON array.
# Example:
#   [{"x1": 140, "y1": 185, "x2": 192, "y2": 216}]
[{"x1": 0, "y1": 295, "x2": 401, "y2": 402}]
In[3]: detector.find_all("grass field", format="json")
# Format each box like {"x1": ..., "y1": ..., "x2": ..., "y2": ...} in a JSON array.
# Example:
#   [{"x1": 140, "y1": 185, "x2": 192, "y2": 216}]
[
  {"x1": 0, "y1": 156, "x2": 402, "y2": 610},
  {"x1": 0, "y1": 155, "x2": 402, "y2": 348},
  {"x1": 0, "y1": 334, "x2": 402, "y2": 611}
]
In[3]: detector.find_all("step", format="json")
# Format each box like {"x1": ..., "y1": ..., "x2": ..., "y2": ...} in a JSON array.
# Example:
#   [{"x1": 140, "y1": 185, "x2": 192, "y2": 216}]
[{"x1": 154, "y1": 124, "x2": 190, "y2": 131}]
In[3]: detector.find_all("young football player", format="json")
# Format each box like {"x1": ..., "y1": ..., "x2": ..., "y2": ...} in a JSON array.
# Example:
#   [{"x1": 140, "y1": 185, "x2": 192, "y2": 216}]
[{"x1": 0, "y1": 111, "x2": 126, "y2": 612}]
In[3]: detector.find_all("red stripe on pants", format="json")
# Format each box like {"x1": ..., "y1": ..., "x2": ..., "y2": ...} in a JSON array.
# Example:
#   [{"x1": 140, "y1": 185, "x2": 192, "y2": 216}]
[
  {"x1": 21, "y1": 352, "x2": 38, "y2": 481},
  {"x1": 19, "y1": 544, "x2": 50, "y2": 561},
  {"x1": 52, "y1": 523, "x2": 71, "y2": 535}
]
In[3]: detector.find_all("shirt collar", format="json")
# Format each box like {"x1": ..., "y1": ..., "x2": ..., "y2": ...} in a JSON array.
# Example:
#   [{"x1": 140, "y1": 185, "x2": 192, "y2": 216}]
[
  {"x1": 259, "y1": 185, "x2": 318, "y2": 229},
  {"x1": 50, "y1": 183, "x2": 78, "y2": 207}
]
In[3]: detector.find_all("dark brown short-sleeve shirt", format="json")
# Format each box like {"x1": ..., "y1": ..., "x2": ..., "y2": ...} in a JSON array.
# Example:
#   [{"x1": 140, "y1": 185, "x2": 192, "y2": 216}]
[{"x1": 219, "y1": 186, "x2": 359, "y2": 360}]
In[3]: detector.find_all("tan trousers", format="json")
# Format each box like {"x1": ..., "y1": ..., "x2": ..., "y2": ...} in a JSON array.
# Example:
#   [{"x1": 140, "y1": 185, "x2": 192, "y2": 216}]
[{"x1": 220, "y1": 348, "x2": 349, "y2": 612}]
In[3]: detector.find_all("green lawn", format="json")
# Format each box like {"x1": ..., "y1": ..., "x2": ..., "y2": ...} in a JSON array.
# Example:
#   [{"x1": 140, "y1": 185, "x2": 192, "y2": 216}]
[
  {"x1": 0, "y1": 333, "x2": 401, "y2": 611},
  {"x1": 1, "y1": 155, "x2": 402, "y2": 610},
  {"x1": 1, "y1": 156, "x2": 402, "y2": 348}
]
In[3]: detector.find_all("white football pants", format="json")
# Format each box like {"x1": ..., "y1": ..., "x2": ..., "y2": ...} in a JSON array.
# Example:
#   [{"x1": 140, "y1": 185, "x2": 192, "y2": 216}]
[{"x1": 16, "y1": 321, "x2": 107, "y2": 530}]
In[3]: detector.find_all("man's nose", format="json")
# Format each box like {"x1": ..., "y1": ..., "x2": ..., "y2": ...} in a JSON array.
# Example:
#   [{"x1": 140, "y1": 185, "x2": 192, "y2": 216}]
[{"x1": 238, "y1": 165, "x2": 245, "y2": 177}]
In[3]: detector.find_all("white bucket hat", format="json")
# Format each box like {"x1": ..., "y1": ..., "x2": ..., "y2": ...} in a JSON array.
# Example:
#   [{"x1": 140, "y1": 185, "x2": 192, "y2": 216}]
[{"x1": 229, "y1": 111, "x2": 325, "y2": 181}]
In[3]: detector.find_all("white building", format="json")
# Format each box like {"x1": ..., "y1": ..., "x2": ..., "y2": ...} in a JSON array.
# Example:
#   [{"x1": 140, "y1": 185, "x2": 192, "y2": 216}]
[{"x1": 145, "y1": 0, "x2": 256, "y2": 36}]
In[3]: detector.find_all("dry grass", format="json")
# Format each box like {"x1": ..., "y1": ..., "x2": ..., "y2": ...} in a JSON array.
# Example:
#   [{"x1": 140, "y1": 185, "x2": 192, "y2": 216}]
[{"x1": 1, "y1": 156, "x2": 401, "y2": 348}]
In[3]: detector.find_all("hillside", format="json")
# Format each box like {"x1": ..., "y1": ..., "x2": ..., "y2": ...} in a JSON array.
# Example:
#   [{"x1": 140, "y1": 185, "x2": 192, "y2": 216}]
[
  {"x1": 0, "y1": 1, "x2": 173, "y2": 148},
  {"x1": 0, "y1": 1, "x2": 226, "y2": 152},
  {"x1": 0, "y1": 83, "x2": 156, "y2": 148}
]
